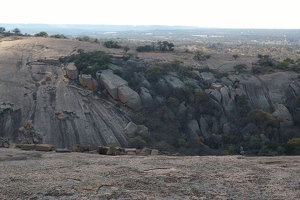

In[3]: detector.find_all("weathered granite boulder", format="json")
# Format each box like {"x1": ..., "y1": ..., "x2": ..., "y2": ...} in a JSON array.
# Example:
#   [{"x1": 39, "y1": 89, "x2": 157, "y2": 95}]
[
  {"x1": 97, "y1": 70, "x2": 128, "y2": 100},
  {"x1": 163, "y1": 75, "x2": 185, "y2": 101},
  {"x1": 199, "y1": 116, "x2": 210, "y2": 138},
  {"x1": 139, "y1": 87, "x2": 153, "y2": 106},
  {"x1": 200, "y1": 72, "x2": 216, "y2": 84},
  {"x1": 183, "y1": 78, "x2": 201, "y2": 89},
  {"x1": 210, "y1": 89, "x2": 222, "y2": 103},
  {"x1": 72, "y1": 144, "x2": 88, "y2": 152},
  {"x1": 79, "y1": 74, "x2": 98, "y2": 90},
  {"x1": 220, "y1": 87, "x2": 230, "y2": 104},
  {"x1": 139, "y1": 147, "x2": 152, "y2": 156},
  {"x1": 134, "y1": 72, "x2": 151, "y2": 89},
  {"x1": 186, "y1": 120, "x2": 201, "y2": 138},
  {"x1": 35, "y1": 144, "x2": 55, "y2": 151},
  {"x1": 124, "y1": 121, "x2": 138, "y2": 138},
  {"x1": 155, "y1": 78, "x2": 170, "y2": 96},
  {"x1": 107, "y1": 146, "x2": 117, "y2": 155},
  {"x1": 242, "y1": 123, "x2": 258, "y2": 134},
  {"x1": 210, "y1": 83, "x2": 223, "y2": 90},
  {"x1": 118, "y1": 86, "x2": 142, "y2": 110},
  {"x1": 66, "y1": 63, "x2": 78, "y2": 80},
  {"x1": 272, "y1": 104, "x2": 294, "y2": 130},
  {"x1": 151, "y1": 149, "x2": 159, "y2": 156}
]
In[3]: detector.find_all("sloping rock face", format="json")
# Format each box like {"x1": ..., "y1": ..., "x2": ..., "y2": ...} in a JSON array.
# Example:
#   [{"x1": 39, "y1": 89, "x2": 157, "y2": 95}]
[
  {"x1": 97, "y1": 70, "x2": 128, "y2": 100},
  {"x1": 0, "y1": 37, "x2": 129, "y2": 148},
  {"x1": 233, "y1": 72, "x2": 300, "y2": 112}
]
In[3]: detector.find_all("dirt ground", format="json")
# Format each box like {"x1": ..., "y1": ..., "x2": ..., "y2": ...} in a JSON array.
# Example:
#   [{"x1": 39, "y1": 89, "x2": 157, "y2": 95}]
[{"x1": 0, "y1": 148, "x2": 299, "y2": 200}]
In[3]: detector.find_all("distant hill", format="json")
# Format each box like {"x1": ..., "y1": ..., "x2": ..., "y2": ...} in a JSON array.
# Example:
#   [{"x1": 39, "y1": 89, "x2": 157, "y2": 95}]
[{"x1": 0, "y1": 24, "x2": 200, "y2": 36}]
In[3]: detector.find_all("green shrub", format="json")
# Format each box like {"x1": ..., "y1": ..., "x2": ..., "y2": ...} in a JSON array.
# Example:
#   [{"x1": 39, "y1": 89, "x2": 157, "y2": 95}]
[
  {"x1": 34, "y1": 31, "x2": 48, "y2": 37},
  {"x1": 128, "y1": 136, "x2": 146, "y2": 149},
  {"x1": 287, "y1": 137, "x2": 300, "y2": 145},
  {"x1": 195, "y1": 91, "x2": 209, "y2": 103},
  {"x1": 266, "y1": 141, "x2": 279, "y2": 151},
  {"x1": 233, "y1": 64, "x2": 247, "y2": 73},
  {"x1": 155, "y1": 141, "x2": 172, "y2": 152},
  {"x1": 247, "y1": 109, "x2": 279, "y2": 128},
  {"x1": 283, "y1": 143, "x2": 295, "y2": 155},
  {"x1": 104, "y1": 40, "x2": 121, "y2": 48},
  {"x1": 67, "y1": 50, "x2": 111, "y2": 77},
  {"x1": 50, "y1": 34, "x2": 68, "y2": 39}
]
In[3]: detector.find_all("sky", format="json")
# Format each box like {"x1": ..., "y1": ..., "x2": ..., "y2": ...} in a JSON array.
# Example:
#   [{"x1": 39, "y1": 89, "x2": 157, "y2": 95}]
[{"x1": 1, "y1": 0, "x2": 299, "y2": 29}]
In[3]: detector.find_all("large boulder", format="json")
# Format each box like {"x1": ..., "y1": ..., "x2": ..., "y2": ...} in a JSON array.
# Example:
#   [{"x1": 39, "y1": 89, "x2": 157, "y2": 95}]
[
  {"x1": 186, "y1": 120, "x2": 201, "y2": 138},
  {"x1": 79, "y1": 74, "x2": 98, "y2": 90},
  {"x1": 124, "y1": 121, "x2": 138, "y2": 138},
  {"x1": 66, "y1": 63, "x2": 78, "y2": 80},
  {"x1": 97, "y1": 70, "x2": 128, "y2": 100},
  {"x1": 200, "y1": 72, "x2": 216, "y2": 85},
  {"x1": 242, "y1": 123, "x2": 258, "y2": 134},
  {"x1": 210, "y1": 89, "x2": 222, "y2": 103},
  {"x1": 118, "y1": 86, "x2": 142, "y2": 110},
  {"x1": 199, "y1": 116, "x2": 210, "y2": 138},
  {"x1": 272, "y1": 104, "x2": 294, "y2": 130},
  {"x1": 139, "y1": 87, "x2": 153, "y2": 106},
  {"x1": 155, "y1": 78, "x2": 170, "y2": 96},
  {"x1": 163, "y1": 75, "x2": 185, "y2": 101},
  {"x1": 134, "y1": 72, "x2": 151, "y2": 89}
]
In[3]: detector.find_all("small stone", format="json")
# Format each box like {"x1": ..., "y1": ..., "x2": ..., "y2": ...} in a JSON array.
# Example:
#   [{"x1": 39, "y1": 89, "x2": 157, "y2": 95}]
[
  {"x1": 99, "y1": 146, "x2": 109, "y2": 155},
  {"x1": 56, "y1": 148, "x2": 72, "y2": 153},
  {"x1": 151, "y1": 149, "x2": 159, "y2": 156},
  {"x1": 139, "y1": 147, "x2": 152, "y2": 156},
  {"x1": 107, "y1": 146, "x2": 117, "y2": 155},
  {"x1": 16, "y1": 144, "x2": 36, "y2": 151},
  {"x1": 35, "y1": 144, "x2": 54, "y2": 151}
]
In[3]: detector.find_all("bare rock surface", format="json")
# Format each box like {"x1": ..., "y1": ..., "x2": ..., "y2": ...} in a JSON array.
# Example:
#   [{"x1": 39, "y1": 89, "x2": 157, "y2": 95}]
[{"x1": 0, "y1": 148, "x2": 299, "y2": 199}]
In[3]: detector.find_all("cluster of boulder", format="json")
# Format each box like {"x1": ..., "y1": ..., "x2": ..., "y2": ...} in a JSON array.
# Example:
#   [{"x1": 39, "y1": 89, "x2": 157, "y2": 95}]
[
  {"x1": 65, "y1": 63, "x2": 142, "y2": 110},
  {"x1": 0, "y1": 142, "x2": 159, "y2": 156}
]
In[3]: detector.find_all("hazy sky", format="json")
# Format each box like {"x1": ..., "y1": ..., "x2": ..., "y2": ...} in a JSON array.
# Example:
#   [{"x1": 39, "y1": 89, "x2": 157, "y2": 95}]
[{"x1": 1, "y1": 0, "x2": 299, "y2": 29}]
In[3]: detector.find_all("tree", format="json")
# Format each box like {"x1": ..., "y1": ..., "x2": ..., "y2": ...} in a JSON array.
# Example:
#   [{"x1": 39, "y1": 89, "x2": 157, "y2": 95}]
[
  {"x1": 104, "y1": 40, "x2": 121, "y2": 48},
  {"x1": 123, "y1": 46, "x2": 130, "y2": 53},
  {"x1": 50, "y1": 34, "x2": 68, "y2": 39},
  {"x1": 12, "y1": 28, "x2": 21, "y2": 35},
  {"x1": 0, "y1": 27, "x2": 5, "y2": 33},
  {"x1": 233, "y1": 54, "x2": 239, "y2": 60},
  {"x1": 233, "y1": 64, "x2": 247, "y2": 73},
  {"x1": 34, "y1": 31, "x2": 48, "y2": 37}
]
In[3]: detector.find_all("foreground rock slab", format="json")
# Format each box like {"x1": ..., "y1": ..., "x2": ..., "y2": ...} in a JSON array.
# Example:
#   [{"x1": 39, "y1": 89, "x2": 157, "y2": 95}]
[{"x1": 0, "y1": 148, "x2": 299, "y2": 199}]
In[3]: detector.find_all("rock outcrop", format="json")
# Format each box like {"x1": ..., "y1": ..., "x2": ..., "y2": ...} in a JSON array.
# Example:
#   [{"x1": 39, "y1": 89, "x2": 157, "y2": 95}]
[
  {"x1": 118, "y1": 86, "x2": 142, "y2": 110},
  {"x1": 79, "y1": 74, "x2": 98, "y2": 90},
  {"x1": 97, "y1": 70, "x2": 128, "y2": 100},
  {"x1": 65, "y1": 63, "x2": 79, "y2": 80}
]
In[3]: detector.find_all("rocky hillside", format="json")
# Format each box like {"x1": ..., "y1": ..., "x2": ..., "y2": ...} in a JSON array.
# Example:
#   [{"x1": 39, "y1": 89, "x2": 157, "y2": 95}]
[
  {"x1": 0, "y1": 37, "x2": 129, "y2": 148},
  {"x1": 1, "y1": 36, "x2": 300, "y2": 155}
]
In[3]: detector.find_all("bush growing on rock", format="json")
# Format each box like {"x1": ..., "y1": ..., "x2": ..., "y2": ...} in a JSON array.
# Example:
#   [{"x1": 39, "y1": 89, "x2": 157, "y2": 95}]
[
  {"x1": 247, "y1": 109, "x2": 279, "y2": 129},
  {"x1": 104, "y1": 40, "x2": 122, "y2": 48},
  {"x1": 128, "y1": 136, "x2": 146, "y2": 149},
  {"x1": 233, "y1": 64, "x2": 247, "y2": 73},
  {"x1": 65, "y1": 50, "x2": 111, "y2": 77}
]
